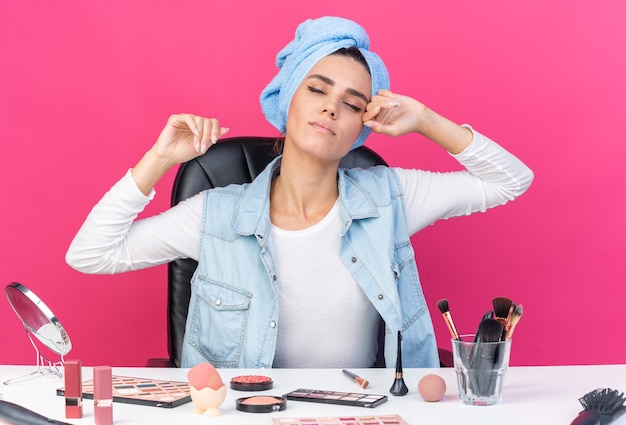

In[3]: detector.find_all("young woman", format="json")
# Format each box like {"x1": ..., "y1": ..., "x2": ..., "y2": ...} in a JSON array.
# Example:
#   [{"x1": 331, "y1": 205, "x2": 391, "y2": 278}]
[{"x1": 66, "y1": 17, "x2": 533, "y2": 369}]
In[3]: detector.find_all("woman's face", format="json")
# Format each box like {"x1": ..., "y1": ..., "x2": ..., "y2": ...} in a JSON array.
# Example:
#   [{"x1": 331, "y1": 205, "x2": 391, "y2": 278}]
[{"x1": 284, "y1": 54, "x2": 372, "y2": 162}]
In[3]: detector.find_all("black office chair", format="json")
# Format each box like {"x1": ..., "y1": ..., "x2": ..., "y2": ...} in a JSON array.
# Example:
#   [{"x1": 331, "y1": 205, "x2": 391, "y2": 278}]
[{"x1": 146, "y1": 136, "x2": 452, "y2": 368}]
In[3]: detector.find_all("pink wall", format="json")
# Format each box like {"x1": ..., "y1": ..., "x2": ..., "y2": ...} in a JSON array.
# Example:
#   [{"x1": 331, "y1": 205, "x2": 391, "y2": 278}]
[{"x1": 1, "y1": 1, "x2": 624, "y2": 367}]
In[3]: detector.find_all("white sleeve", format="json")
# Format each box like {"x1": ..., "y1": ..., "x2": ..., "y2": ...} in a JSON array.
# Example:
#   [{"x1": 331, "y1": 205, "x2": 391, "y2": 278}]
[
  {"x1": 65, "y1": 169, "x2": 203, "y2": 274},
  {"x1": 396, "y1": 127, "x2": 534, "y2": 235}
]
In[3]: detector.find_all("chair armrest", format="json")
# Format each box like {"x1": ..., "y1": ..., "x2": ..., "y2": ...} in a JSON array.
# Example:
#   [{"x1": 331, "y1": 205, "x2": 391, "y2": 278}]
[
  {"x1": 146, "y1": 357, "x2": 175, "y2": 368},
  {"x1": 438, "y1": 347, "x2": 454, "y2": 368}
]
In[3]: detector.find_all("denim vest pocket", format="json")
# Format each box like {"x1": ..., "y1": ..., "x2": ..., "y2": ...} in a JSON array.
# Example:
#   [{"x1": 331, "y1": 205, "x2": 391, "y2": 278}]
[{"x1": 187, "y1": 276, "x2": 252, "y2": 367}]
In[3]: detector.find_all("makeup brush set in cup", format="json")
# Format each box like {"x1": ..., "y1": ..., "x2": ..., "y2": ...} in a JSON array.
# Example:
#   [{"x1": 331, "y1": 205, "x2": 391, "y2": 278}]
[{"x1": 437, "y1": 297, "x2": 523, "y2": 406}]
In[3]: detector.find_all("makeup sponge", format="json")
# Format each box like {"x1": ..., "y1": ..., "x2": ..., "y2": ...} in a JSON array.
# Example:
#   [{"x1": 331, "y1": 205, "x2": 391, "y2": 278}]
[
  {"x1": 187, "y1": 362, "x2": 223, "y2": 391},
  {"x1": 418, "y1": 374, "x2": 446, "y2": 402},
  {"x1": 188, "y1": 363, "x2": 227, "y2": 417}
]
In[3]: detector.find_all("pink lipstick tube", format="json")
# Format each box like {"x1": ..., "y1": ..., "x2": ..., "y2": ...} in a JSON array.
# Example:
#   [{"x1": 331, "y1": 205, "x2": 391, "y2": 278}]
[
  {"x1": 93, "y1": 366, "x2": 113, "y2": 425},
  {"x1": 64, "y1": 359, "x2": 83, "y2": 418}
]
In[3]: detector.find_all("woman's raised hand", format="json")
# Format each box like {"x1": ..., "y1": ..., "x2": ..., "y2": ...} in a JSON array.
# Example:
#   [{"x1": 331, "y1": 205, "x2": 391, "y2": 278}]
[
  {"x1": 152, "y1": 113, "x2": 230, "y2": 166},
  {"x1": 131, "y1": 114, "x2": 229, "y2": 195},
  {"x1": 362, "y1": 90, "x2": 472, "y2": 154},
  {"x1": 362, "y1": 90, "x2": 425, "y2": 136}
]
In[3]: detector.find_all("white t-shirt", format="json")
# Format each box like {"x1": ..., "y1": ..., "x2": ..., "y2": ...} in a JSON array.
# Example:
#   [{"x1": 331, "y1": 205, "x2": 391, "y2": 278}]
[{"x1": 270, "y1": 200, "x2": 380, "y2": 368}]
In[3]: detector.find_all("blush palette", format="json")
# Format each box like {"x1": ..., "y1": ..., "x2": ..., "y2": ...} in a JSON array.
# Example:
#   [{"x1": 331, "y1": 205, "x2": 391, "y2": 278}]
[
  {"x1": 57, "y1": 375, "x2": 191, "y2": 408},
  {"x1": 272, "y1": 414, "x2": 409, "y2": 425},
  {"x1": 283, "y1": 389, "x2": 387, "y2": 408},
  {"x1": 230, "y1": 374, "x2": 274, "y2": 391}
]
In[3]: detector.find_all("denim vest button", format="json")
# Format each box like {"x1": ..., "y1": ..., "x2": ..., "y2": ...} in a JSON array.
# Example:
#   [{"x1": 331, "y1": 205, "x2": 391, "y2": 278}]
[
  {"x1": 215, "y1": 299, "x2": 222, "y2": 306},
  {"x1": 270, "y1": 321, "x2": 276, "y2": 328},
  {"x1": 377, "y1": 294, "x2": 384, "y2": 300},
  {"x1": 351, "y1": 257, "x2": 357, "y2": 263}
]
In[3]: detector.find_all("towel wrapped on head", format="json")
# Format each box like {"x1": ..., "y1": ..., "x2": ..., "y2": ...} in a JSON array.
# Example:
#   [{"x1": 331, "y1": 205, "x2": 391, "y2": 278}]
[{"x1": 260, "y1": 16, "x2": 390, "y2": 150}]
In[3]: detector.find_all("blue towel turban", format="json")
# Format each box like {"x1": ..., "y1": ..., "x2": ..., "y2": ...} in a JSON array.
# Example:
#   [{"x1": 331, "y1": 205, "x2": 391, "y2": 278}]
[{"x1": 260, "y1": 16, "x2": 390, "y2": 150}]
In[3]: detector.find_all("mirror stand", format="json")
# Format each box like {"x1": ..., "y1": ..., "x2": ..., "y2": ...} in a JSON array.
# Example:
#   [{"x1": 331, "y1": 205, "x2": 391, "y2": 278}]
[
  {"x1": 3, "y1": 326, "x2": 65, "y2": 386},
  {"x1": 4, "y1": 282, "x2": 72, "y2": 386}
]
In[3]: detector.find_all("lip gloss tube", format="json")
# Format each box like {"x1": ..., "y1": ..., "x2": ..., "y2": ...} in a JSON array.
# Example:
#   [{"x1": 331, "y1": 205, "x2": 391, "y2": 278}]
[
  {"x1": 94, "y1": 366, "x2": 113, "y2": 425},
  {"x1": 64, "y1": 360, "x2": 83, "y2": 418}
]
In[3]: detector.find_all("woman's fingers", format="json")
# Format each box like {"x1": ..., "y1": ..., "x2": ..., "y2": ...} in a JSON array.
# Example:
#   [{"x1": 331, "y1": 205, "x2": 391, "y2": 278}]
[
  {"x1": 167, "y1": 114, "x2": 228, "y2": 154},
  {"x1": 198, "y1": 118, "x2": 230, "y2": 153},
  {"x1": 218, "y1": 126, "x2": 230, "y2": 139},
  {"x1": 376, "y1": 89, "x2": 395, "y2": 99},
  {"x1": 157, "y1": 114, "x2": 230, "y2": 159},
  {"x1": 362, "y1": 103, "x2": 381, "y2": 123},
  {"x1": 362, "y1": 98, "x2": 400, "y2": 125},
  {"x1": 200, "y1": 118, "x2": 214, "y2": 153}
]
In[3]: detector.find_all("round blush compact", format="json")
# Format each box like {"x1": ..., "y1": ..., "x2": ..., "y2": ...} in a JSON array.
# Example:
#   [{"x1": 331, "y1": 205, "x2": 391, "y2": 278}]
[
  {"x1": 235, "y1": 395, "x2": 286, "y2": 413},
  {"x1": 230, "y1": 375, "x2": 274, "y2": 391}
]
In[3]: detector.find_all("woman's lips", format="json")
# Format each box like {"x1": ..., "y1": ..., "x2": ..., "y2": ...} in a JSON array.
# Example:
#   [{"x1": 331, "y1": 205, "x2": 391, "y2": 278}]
[{"x1": 310, "y1": 121, "x2": 335, "y2": 135}]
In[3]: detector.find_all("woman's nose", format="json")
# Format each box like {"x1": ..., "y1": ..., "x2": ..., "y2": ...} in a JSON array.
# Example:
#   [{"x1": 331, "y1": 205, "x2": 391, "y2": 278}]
[{"x1": 322, "y1": 106, "x2": 336, "y2": 118}]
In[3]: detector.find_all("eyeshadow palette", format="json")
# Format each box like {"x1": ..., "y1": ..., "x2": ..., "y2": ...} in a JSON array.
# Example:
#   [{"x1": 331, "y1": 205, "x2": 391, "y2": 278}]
[
  {"x1": 57, "y1": 376, "x2": 191, "y2": 408},
  {"x1": 272, "y1": 414, "x2": 408, "y2": 424},
  {"x1": 283, "y1": 388, "x2": 387, "y2": 408}
]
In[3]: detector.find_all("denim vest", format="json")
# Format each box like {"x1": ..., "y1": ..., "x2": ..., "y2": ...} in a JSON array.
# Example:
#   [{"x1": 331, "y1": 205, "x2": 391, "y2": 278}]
[{"x1": 181, "y1": 157, "x2": 439, "y2": 368}]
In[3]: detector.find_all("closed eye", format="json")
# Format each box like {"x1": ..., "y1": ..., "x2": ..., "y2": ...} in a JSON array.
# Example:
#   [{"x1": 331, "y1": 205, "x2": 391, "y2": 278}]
[
  {"x1": 307, "y1": 85, "x2": 325, "y2": 95},
  {"x1": 307, "y1": 84, "x2": 364, "y2": 112},
  {"x1": 344, "y1": 102, "x2": 363, "y2": 112}
]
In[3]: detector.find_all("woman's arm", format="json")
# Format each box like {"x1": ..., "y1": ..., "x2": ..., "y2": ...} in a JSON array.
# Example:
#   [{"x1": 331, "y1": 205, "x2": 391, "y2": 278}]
[
  {"x1": 362, "y1": 90, "x2": 533, "y2": 234},
  {"x1": 65, "y1": 113, "x2": 229, "y2": 273},
  {"x1": 396, "y1": 128, "x2": 533, "y2": 234},
  {"x1": 65, "y1": 171, "x2": 204, "y2": 273}
]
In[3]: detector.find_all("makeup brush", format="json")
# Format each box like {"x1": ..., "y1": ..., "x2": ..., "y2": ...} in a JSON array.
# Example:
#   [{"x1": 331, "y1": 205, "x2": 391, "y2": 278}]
[
  {"x1": 436, "y1": 299, "x2": 482, "y2": 395},
  {"x1": 389, "y1": 331, "x2": 409, "y2": 396},
  {"x1": 506, "y1": 304, "x2": 524, "y2": 340},
  {"x1": 437, "y1": 298, "x2": 460, "y2": 340},
  {"x1": 474, "y1": 310, "x2": 496, "y2": 342},
  {"x1": 492, "y1": 297, "x2": 514, "y2": 320},
  {"x1": 342, "y1": 369, "x2": 369, "y2": 389},
  {"x1": 473, "y1": 317, "x2": 503, "y2": 341},
  {"x1": 492, "y1": 297, "x2": 514, "y2": 340},
  {"x1": 472, "y1": 318, "x2": 503, "y2": 396},
  {"x1": 570, "y1": 388, "x2": 626, "y2": 425}
]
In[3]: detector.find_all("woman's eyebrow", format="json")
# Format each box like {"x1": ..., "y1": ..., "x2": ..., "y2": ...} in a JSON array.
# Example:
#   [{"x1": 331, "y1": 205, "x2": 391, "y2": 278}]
[{"x1": 307, "y1": 74, "x2": 369, "y2": 104}]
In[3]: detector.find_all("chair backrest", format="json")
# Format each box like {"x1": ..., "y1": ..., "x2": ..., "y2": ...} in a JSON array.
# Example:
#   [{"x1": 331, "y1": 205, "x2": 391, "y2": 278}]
[{"x1": 166, "y1": 136, "x2": 388, "y2": 368}]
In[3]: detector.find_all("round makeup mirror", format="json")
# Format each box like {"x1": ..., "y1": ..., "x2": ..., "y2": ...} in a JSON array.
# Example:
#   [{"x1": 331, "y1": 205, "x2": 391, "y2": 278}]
[{"x1": 3, "y1": 282, "x2": 72, "y2": 385}]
